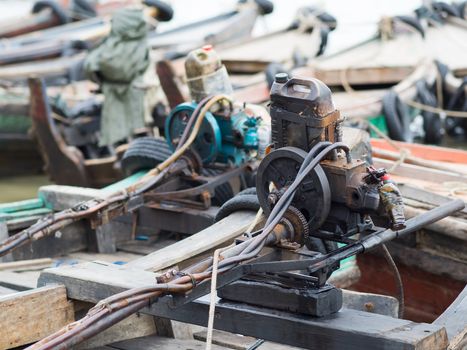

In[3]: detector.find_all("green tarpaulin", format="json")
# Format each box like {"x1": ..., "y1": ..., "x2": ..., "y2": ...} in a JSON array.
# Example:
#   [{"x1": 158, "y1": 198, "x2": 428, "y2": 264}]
[{"x1": 84, "y1": 8, "x2": 149, "y2": 146}]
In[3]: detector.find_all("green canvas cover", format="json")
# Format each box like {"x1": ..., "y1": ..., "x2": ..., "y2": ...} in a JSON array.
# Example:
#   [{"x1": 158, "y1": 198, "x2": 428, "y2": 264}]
[{"x1": 84, "y1": 8, "x2": 149, "y2": 146}]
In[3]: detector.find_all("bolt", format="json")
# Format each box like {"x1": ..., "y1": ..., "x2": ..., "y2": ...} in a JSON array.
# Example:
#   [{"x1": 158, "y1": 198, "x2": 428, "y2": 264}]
[
  {"x1": 268, "y1": 193, "x2": 278, "y2": 205},
  {"x1": 364, "y1": 302, "x2": 374, "y2": 312}
]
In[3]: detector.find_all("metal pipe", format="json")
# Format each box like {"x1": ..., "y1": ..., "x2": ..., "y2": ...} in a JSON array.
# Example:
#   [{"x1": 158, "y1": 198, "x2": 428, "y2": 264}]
[
  {"x1": 308, "y1": 199, "x2": 465, "y2": 273},
  {"x1": 362, "y1": 198, "x2": 465, "y2": 251}
]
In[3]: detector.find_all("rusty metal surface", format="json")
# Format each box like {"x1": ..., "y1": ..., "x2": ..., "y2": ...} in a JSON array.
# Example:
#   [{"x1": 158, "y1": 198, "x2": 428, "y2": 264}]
[{"x1": 144, "y1": 165, "x2": 247, "y2": 203}]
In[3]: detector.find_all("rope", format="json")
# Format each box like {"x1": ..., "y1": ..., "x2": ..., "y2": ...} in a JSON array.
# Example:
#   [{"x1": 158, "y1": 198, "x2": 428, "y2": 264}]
[
  {"x1": 388, "y1": 148, "x2": 410, "y2": 173},
  {"x1": 365, "y1": 122, "x2": 412, "y2": 173},
  {"x1": 205, "y1": 247, "x2": 222, "y2": 350},
  {"x1": 205, "y1": 205, "x2": 262, "y2": 349},
  {"x1": 404, "y1": 99, "x2": 467, "y2": 118},
  {"x1": 442, "y1": 181, "x2": 467, "y2": 196},
  {"x1": 245, "y1": 208, "x2": 263, "y2": 238}
]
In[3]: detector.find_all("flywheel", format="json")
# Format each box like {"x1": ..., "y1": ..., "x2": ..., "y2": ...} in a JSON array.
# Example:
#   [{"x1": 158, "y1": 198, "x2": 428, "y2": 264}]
[{"x1": 256, "y1": 146, "x2": 331, "y2": 232}]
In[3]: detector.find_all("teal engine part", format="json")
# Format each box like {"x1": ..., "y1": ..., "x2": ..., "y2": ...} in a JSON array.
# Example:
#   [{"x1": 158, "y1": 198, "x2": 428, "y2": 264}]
[{"x1": 165, "y1": 102, "x2": 259, "y2": 166}]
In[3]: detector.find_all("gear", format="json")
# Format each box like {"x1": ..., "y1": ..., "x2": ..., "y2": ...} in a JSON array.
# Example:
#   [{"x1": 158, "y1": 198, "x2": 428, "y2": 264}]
[{"x1": 281, "y1": 206, "x2": 309, "y2": 246}]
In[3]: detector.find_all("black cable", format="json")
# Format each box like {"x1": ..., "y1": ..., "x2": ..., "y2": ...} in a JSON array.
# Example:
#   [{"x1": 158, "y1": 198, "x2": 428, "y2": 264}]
[{"x1": 381, "y1": 244, "x2": 404, "y2": 318}]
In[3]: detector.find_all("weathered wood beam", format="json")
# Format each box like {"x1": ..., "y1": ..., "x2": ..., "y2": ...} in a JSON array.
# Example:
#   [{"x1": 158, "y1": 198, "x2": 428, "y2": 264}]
[
  {"x1": 125, "y1": 211, "x2": 257, "y2": 272},
  {"x1": 0, "y1": 285, "x2": 74, "y2": 349}
]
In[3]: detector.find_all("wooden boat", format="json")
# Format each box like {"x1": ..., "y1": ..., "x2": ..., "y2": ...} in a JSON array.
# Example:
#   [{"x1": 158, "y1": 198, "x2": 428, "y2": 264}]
[
  {"x1": 0, "y1": 80, "x2": 102, "y2": 177},
  {"x1": 0, "y1": 0, "x2": 271, "y2": 85},
  {"x1": 230, "y1": 6, "x2": 467, "y2": 145},
  {"x1": 0, "y1": 0, "x2": 174, "y2": 39},
  {"x1": 159, "y1": 6, "x2": 337, "y2": 107},
  {"x1": 232, "y1": 5, "x2": 467, "y2": 101},
  {"x1": 0, "y1": 1, "x2": 274, "y2": 178}
]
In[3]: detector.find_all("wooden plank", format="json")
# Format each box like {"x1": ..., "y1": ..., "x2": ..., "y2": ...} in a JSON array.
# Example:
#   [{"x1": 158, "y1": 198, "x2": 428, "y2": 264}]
[
  {"x1": 405, "y1": 206, "x2": 467, "y2": 242},
  {"x1": 0, "y1": 198, "x2": 44, "y2": 213},
  {"x1": 385, "y1": 242, "x2": 467, "y2": 282},
  {"x1": 374, "y1": 158, "x2": 467, "y2": 184},
  {"x1": 0, "y1": 285, "x2": 18, "y2": 295},
  {"x1": 399, "y1": 184, "x2": 467, "y2": 218},
  {"x1": 39, "y1": 262, "x2": 448, "y2": 350},
  {"x1": 342, "y1": 290, "x2": 398, "y2": 318},
  {"x1": 0, "y1": 270, "x2": 40, "y2": 290},
  {"x1": 125, "y1": 211, "x2": 257, "y2": 271},
  {"x1": 151, "y1": 297, "x2": 448, "y2": 350},
  {"x1": 138, "y1": 204, "x2": 218, "y2": 235},
  {"x1": 448, "y1": 328, "x2": 467, "y2": 350},
  {"x1": 9, "y1": 220, "x2": 89, "y2": 261},
  {"x1": 193, "y1": 329, "x2": 306, "y2": 350},
  {"x1": 92, "y1": 222, "x2": 118, "y2": 254},
  {"x1": 434, "y1": 286, "x2": 467, "y2": 340},
  {"x1": 38, "y1": 261, "x2": 158, "y2": 303},
  {"x1": 78, "y1": 313, "x2": 157, "y2": 350},
  {"x1": 0, "y1": 258, "x2": 52, "y2": 271},
  {"x1": 194, "y1": 329, "x2": 257, "y2": 350},
  {"x1": 38, "y1": 184, "x2": 103, "y2": 211},
  {"x1": 107, "y1": 335, "x2": 229, "y2": 350},
  {"x1": 117, "y1": 238, "x2": 178, "y2": 256},
  {"x1": 0, "y1": 285, "x2": 74, "y2": 349}
]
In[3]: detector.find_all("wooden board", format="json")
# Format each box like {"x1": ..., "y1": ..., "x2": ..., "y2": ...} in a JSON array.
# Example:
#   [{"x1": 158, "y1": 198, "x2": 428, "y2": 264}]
[
  {"x1": 0, "y1": 285, "x2": 74, "y2": 349},
  {"x1": 434, "y1": 286, "x2": 467, "y2": 340},
  {"x1": 125, "y1": 210, "x2": 257, "y2": 271},
  {"x1": 78, "y1": 313, "x2": 157, "y2": 350},
  {"x1": 103, "y1": 335, "x2": 230, "y2": 350},
  {"x1": 38, "y1": 258, "x2": 448, "y2": 350},
  {"x1": 193, "y1": 329, "x2": 305, "y2": 350}
]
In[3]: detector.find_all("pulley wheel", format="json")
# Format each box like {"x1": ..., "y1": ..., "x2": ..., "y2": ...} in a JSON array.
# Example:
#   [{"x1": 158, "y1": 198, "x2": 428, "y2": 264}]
[
  {"x1": 165, "y1": 103, "x2": 221, "y2": 164},
  {"x1": 256, "y1": 147, "x2": 331, "y2": 232}
]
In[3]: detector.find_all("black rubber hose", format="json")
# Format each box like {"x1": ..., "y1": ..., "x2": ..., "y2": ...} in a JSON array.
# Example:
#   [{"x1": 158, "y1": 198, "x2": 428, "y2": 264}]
[
  {"x1": 254, "y1": 0, "x2": 274, "y2": 15},
  {"x1": 415, "y1": 80, "x2": 443, "y2": 144},
  {"x1": 317, "y1": 12, "x2": 337, "y2": 30},
  {"x1": 432, "y1": 1, "x2": 462, "y2": 18},
  {"x1": 445, "y1": 77, "x2": 467, "y2": 136},
  {"x1": 317, "y1": 26, "x2": 330, "y2": 56},
  {"x1": 394, "y1": 15, "x2": 425, "y2": 38},
  {"x1": 202, "y1": 168, "x2": 235, "y2": 206},
  {"x1": 237, "y1": 187, "x2": 257, "y2": 196},
  {"x1": 381, "y1": 91, "x2": 412, "y2": 142},
  {"x1": 32, "y1": 0, "x2": 69, "y2": 24},
  {"x1": 143, "y1": 0, "x2": 174, "y2": 22},
  {"x1": 72, "y1": 0, "x2": 97, "y2": 17},
  {"x1": 121, "y1": 137, "x2": 172, "y2": 175},
  {"x1": 458, "y1": 1, "x2": 466, "y2": 19},
  {"x1": 214, "y1": 194, "x2": 260, "y2": 222}
]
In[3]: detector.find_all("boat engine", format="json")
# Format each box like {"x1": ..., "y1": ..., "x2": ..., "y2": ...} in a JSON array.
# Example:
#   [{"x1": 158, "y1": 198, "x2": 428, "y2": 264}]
[
  {"x1": 165, "y1": 46, "x2": 260, "y2": 166},
  {"x1": 256, "y1": 73, "x2": 406, "y2": 250},
  {"x1": 165, "y1": 102, "x2": 259, "y2": 166}
]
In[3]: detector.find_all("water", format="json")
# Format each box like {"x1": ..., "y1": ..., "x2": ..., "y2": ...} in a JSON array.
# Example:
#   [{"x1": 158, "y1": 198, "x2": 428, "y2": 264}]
[
  {"x1": 0, "y1": 0, "x2": 424, "y2": 203},
  {"x1": 0, "y1": 175, "x2": 50, "y2": 202}
]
